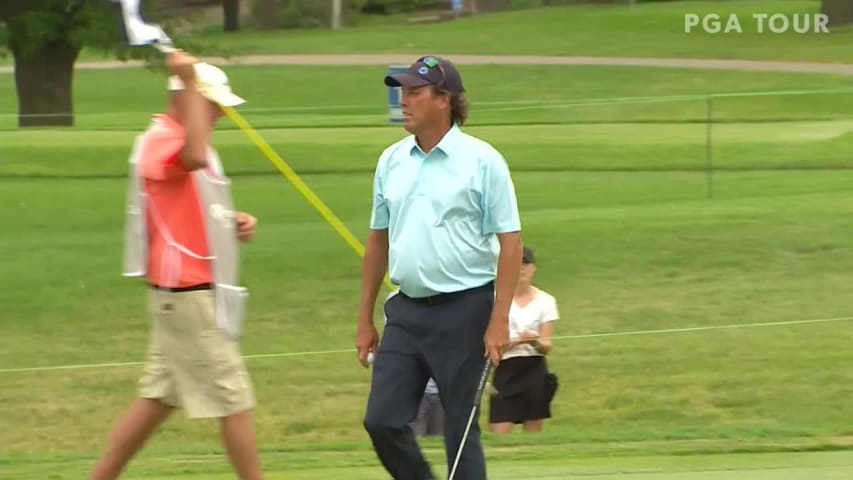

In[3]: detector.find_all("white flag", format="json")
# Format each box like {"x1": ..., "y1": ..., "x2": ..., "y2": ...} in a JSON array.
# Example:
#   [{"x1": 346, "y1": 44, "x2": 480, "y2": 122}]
[{"x1": 111, "y1": 0, "x2": 173, "y2": 47}]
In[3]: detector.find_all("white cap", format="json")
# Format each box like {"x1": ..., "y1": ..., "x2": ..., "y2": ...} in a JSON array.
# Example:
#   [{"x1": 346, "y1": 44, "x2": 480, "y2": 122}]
[{"x1": 167, "y1": 62, "x2": 245, "y2": 107}]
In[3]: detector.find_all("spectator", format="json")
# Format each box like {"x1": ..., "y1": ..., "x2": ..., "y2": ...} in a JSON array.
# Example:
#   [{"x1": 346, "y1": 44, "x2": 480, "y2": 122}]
[{"x1": 489, "y1": 246, "x2": 558, "y2": 433}]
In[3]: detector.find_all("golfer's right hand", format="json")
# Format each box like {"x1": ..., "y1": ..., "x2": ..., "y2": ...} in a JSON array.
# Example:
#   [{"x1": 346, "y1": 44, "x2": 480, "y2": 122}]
[
  {"x1": 484, "y1": 312, "x2": 510, "y2": 367},
  {"x1": 166, "y1": 49, "x2": 198, "y2": 83},
  {"x1": 356, "y1": 321, "x2": 379, "y2": 368}
]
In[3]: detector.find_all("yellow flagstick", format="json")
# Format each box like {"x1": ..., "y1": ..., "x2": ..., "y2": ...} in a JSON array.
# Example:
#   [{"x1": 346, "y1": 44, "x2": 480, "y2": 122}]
[{"x1": 220, "y1": 105, "x2": 396, "y2": 292}]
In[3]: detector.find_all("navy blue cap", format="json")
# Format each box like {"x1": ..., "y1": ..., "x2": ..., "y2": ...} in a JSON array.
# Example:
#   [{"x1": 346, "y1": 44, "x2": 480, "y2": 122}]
[{"x1": 384, "y1": 55, "x2": 465, "y2": 95}]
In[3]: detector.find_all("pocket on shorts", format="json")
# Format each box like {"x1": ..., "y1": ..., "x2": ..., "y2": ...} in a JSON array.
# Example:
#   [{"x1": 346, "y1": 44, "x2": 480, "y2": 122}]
[
  {"x1": 196, "y1": 294, "x2": 254, "y2": 413},
  {"x1": 190, "y1": 290, "x2": 214, "y2": 328}
]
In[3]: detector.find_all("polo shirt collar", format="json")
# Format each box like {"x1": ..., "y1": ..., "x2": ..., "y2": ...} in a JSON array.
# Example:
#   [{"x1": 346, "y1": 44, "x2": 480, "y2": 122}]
[
  {"x1": 409, "y1": 123, "x2": 462, "y2": 156},
  {"x1": 435, "y1": 123, "x2": 462, "y2": 155}
]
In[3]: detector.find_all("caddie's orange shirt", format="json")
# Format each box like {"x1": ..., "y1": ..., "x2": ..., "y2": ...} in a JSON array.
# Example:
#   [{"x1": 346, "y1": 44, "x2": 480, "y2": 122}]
[{"x1": 138, "y1": 114, "x2": 213, "y2": 287}]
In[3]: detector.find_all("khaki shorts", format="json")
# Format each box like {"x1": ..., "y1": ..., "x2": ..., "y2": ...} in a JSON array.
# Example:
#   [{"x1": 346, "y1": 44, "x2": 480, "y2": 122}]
[{"x1": 138, "y1": 288, "x2": 256, "y2": 419}]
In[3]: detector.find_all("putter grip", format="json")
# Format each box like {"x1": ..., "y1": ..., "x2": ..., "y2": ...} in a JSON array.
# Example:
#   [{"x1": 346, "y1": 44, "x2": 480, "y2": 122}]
[{"x1": 472, "y1": 360, "x2": 493, "y2": 406}]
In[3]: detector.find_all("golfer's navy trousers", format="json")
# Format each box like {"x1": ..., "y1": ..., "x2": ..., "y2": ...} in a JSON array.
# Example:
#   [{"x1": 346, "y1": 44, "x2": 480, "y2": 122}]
[{"x1": 364, "y1": 282, "x2": 494, "y2": 480}]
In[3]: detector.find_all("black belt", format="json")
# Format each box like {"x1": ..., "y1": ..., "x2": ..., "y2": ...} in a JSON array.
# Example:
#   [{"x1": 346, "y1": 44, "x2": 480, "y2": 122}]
[
  {"x1": 399, "y1": 281, "x2": 493, "y2": 306},
  {"x1": 149, "y1": 283, "x2": 213, "y2": 292}
]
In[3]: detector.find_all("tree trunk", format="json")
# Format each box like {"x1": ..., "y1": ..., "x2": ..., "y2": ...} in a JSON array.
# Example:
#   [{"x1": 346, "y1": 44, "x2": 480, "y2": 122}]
[
  {"x1": 12, "y1": 38, "x2": 80, "y2": 127},
  {"x1": 223, "y1": 0, "x2": 240, "y2": 31},
  {"x1": 822, "y1": 0, "x2": 853, "y2": 26},
  {"x1": 254, "y1": 0, "x2": 278, "y2": 30}
]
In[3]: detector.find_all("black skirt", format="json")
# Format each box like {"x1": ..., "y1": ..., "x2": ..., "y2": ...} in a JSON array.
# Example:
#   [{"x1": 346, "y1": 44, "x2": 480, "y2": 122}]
[{"x1": 488, "y1": 355, "x2": 551, "y2": 424}]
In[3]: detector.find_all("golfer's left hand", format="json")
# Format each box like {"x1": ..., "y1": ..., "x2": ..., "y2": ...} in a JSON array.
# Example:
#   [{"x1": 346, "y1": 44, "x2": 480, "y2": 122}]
[
  {"x1": 484, "y1": 313, "x2": 509, "y2": 367},
  {"x1": 235, "y1": 212, "x2": 257, "y2": 243}
]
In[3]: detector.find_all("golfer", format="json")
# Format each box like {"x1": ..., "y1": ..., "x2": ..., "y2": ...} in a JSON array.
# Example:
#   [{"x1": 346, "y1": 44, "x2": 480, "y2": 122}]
[{"x1": 356, "y1": 55, "x2": 523, "y2": 480}]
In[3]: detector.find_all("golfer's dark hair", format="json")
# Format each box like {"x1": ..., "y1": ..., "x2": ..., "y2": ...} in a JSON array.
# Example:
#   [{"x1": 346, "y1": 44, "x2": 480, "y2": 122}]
[
  {"x1": 450, "y1": 93, "x2": 469, "y2": 126},
  {"x1": 432, "y1": 86, "x2": 469, "y2": 126}
]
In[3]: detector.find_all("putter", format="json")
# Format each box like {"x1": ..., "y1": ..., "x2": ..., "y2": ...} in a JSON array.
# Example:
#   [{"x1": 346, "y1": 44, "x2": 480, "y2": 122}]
[{"x1": 448, "y1": 358, "x2": 493, "y2": 480}]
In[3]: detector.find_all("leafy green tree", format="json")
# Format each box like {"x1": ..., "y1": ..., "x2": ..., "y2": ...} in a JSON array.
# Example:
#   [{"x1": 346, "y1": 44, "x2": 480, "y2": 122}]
[{"x1": 0, "y1": 0, "x2": 151, "y2": 127}]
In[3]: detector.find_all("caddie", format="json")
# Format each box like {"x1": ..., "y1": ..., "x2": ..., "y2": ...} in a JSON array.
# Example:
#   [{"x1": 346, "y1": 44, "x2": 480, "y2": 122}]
[{"x1": 91, "y1": 49, "x2": 265, "y2": 480}]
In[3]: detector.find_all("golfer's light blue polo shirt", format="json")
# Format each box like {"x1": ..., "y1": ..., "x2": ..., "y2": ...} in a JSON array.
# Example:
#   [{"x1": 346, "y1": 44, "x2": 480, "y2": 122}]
[{"x1": 370, "y1": 124, "x2": 521, "y2": 298}]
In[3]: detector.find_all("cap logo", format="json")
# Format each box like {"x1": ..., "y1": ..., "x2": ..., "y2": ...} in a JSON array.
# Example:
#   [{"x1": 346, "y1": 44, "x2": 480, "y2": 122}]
[
  {"x1": 417, "y1": 66, "x2": 428, "y2": 75},
  {"x1": 423, "y1": 56, "x2": 440, "y2": 67}
]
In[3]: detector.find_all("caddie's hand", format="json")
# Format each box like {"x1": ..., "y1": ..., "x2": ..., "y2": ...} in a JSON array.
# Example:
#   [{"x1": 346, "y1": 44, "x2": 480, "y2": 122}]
[
  {"x1": 484, "y1": 312, "x2": 509, "y2": 367},
  {"x1": 235, "y1": 212, "x2": 257, "y2": 243},
  {"x1": 356, "y1": 320, "x2": 379, "y2": 368},
  {"x1": 166, "y1": 49, "x2": 198, "y2": 84}
]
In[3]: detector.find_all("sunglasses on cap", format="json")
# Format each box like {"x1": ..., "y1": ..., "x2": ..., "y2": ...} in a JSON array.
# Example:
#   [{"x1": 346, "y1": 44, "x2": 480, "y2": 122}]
[{"x1": 418, "y1": 56, "x2": 448, "y2": 90}]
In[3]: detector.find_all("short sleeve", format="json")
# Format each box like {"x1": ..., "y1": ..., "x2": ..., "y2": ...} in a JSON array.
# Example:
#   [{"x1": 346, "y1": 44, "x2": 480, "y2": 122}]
[
  {"x1": 137, "y1": 129, "x2": 188, "y2": 181},
  {"x1": 481, "y1": 151, "x2": 521, "y2": 235},
  {"x1": 541, "y1": 293, "x2": 559, "y2": 323},
  {"x1": 369, "y1": 151, "x2": 391, "y2": 230}
]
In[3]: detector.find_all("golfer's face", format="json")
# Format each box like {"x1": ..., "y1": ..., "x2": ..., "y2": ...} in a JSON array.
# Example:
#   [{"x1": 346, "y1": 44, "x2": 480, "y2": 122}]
[{"x1": 401, "y1": 85, "x2": 445, "y2": 132}]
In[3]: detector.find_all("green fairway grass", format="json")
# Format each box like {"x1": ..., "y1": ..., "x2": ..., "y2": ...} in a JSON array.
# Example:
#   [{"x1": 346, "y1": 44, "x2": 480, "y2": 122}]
[
  {"x1": 3, "y1": 156, "x2": 853, "y2": 477},
  {"x1": 2, "y1": 65, "x2": 853, "y2": 181},
  {"x1": 5, "y1": 65, "x2": 853, "y2": 132},
  {"x1": 4, "y1": 450, "x2": 853, "y2": 479}
]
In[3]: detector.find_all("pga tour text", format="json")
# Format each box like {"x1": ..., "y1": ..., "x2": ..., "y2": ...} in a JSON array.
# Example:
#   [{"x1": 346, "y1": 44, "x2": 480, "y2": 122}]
[{"x1": 685, "y1": 13, "x2": 830, "y2": 34}]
